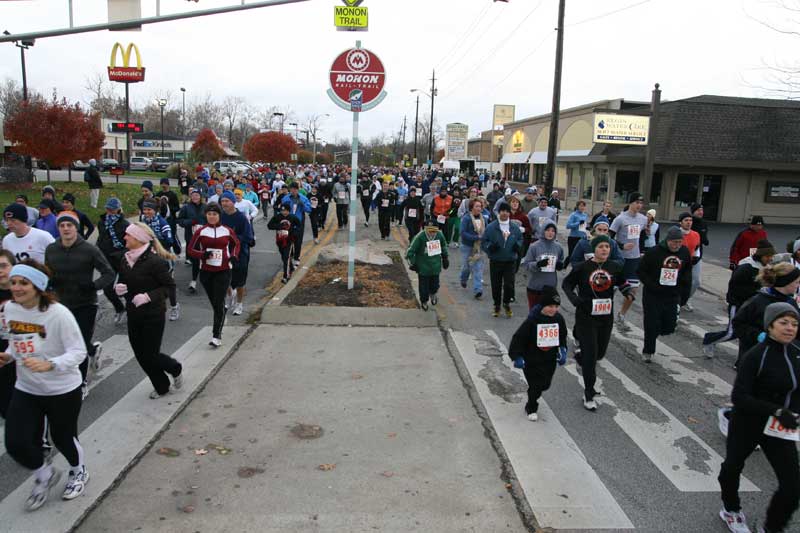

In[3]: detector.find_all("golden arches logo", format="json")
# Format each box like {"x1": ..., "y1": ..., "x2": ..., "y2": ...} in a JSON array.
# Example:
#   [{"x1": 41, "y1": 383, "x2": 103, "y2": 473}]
[
  {"x1": 107, "y1": 42, "x2": 145, "y2": 83},
  {"x1": 110, "y1": 42, "x2": 143, "y2": 69}
]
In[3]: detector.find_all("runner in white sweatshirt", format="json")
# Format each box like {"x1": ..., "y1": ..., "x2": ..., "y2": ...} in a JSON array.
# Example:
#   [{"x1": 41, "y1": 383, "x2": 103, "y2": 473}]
[{"x1": 0, "y1": 261, "x2": 88, "y2": 511}]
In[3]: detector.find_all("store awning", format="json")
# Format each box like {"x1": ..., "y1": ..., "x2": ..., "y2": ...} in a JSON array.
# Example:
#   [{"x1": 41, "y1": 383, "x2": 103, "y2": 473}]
[
  {"x1": 500, "y1": 152, "x2": 530, "y2": 164},
  {"x1": 530, "y1": 151, "x2": 547, "y2": 164},
  {"x1": 557, "y1": 149, "x2": 592, "y2": 158}
]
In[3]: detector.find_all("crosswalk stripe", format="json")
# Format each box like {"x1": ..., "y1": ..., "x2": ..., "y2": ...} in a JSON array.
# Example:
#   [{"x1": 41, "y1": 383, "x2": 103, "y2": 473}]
[
  {"x1": 0, "y1": 326, "x2": 249, "y2": 533},
  {"x1": 0, "y1": 335, "x2": 136, "y2": 458},
  {"x1": 450, "y1": 329, "x2": 634, "y2": 530},
  {"x1": 677, "y1": 318, "x2": 738, "y2": 353}
]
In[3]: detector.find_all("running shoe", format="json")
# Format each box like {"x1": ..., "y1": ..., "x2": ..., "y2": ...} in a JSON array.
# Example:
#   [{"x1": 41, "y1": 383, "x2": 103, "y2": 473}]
[
  {"x1": 149, "y1": 390, "x2": 168, "y2": 399},
  {"x1": 232, "y1": 302, "x2": 243, "y2": 316},
  {"x1": 113, "y1": 311, "x2": 126, "y2": 325},
  {"x1": 62, "y1": 467, "x2": 89, "y2": 501},
  {"x1": 504, "y1": 305, "x2": 513, "y2": 318},
  {"x1": 492, "y1": 308, "x2": 500, "y2": 318},
  {"x1": 292, "y1": 259, "x2": 300, "y2": 268},
  {"x1": 430, "y1": 294, "x2": 438, "y2": 306},
  {"x1": 25, "y1": 467, "x2": 61, "y2": 511},
  {"x1": 474, "y1": 292, "x2": 482, "y2": 300},
  {"x1": 615, "y1": 313, "x2": 629, "y2": 330},
  {"x1": 682, "y1": 302, "x2": 695, "y2": 312},
  {"x1": 314, "y1": 238, "x2": 319, "y2": 244},
  {"x1": 703, "y1": 343, "x2": 715, "y2": 359},
  {"x1": 460, "y1": 279, "x2": 467, "y2": 289},
  {"x1": 364, "y1": 221, "x2": 369, "y2": 227},
  {"x1": 642, "y1": 352, "x2": 653, "y2": 363},
  {"x1": 209, "y1": 337, "x2": 222, "y2": 348},
  {"x1": 188, "y1": 281, "x2": 197, "y2": 294},
  {"x1": 169, "y1": 303, "x2": 181, "y2": 321},
  {"x1": 281, "y1": 277, "x2": 289, "y2": 284},
  {"x1": 527, "y1": 413, "x2": 538, "y2": 422},
  {"x1": 718, "y1": 407, "x2": 731, "y2": 437},
  {"x1": 173, "y1": 371, "x2": 183, "y2": 390},
  {"x1": 719, "y1": 509, "x2": 751, "y2": 533},
  {"x1": 91, "y1": 341, "x2": 102, "y2": 371},
  {"x1": 583, "y1": 399, "x2": 598, "y2": 411},
  {"x1": 421, "y1": 302, "x2": 429, "y2": 311},
  {"x1": 184, "y1": 258, "x2": 192, "y2": 265},
  {"x1": 81, "y1": 385, "x2": 89, "y2": 401}
]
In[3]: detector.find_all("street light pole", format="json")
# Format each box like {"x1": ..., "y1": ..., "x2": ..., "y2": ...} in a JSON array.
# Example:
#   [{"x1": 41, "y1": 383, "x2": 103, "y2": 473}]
[
  {"x1": 157, "y1": 99, "x2": 167, "y2": 158},
  {"x1": 18, "y1": 45, "x2": 28, "y2": 100},
  {"x1": 428, "y1": 69, "x2": 436, "y2": 168},
  {"x1": 413, "y1": 94, "x2": 419, "y2": 164},
  {"x1": 180, "y1": 87, "x2": 186, "y2": 162}
]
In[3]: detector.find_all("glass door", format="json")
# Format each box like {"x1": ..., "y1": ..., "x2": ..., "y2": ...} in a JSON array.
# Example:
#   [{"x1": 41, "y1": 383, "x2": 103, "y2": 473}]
[{"x1": 700, "y1": 175, "x2": 723, "y2": 221}]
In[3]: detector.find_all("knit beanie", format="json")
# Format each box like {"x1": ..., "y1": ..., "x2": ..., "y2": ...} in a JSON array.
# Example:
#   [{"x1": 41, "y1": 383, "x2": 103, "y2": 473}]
[
  {"x1": 678, "y1": 212, "x2": 692, "y2": 222},
  {"x1": 689, "y1": 203, "x2": 703, "y2": 215},
  {"x1": 221, "y1": 191, "x2": 237, "y2": 204},
  {"x1": 590, "y1": 234, "x2": 612, "y2": 251},
  {"x1": 539, "y1": 286, "x2": 561, "y2": 308},
  {"x1": 105, "y1": 197, "x2": 122, "y2": 211},
  {"x1": 141, "y1": 180, "x2": 154, "y2": 192},
  {"x1": 763, "y1": 302, "x2": 800, "y2": 329},
  {"x1": 56, "y1": 211, "x2": 80, "y2": 228},
  {"x1": 753, "y1": 239, "x2": 776, "y2": 259},
  {"x1": 665, "y1": 226, "x2": 683, "y2": 241},
  {"x1": 3, "y1": 203, "x2": 28, "y2": 223},
  {"x1": 592, "y1": 215, "x2": 610, "y2": 229},
  {"x1": 142, "y1": 199, "x2": 158, "y2": 211},
  {"x1": 159, "y1": 177, "x2": 170, "y2": 185}
]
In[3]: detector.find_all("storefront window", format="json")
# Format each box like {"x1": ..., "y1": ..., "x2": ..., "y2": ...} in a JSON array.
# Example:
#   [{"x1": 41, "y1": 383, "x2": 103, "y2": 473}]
[
  {"x1": 533, "y1": 164, "x2": 545, "y2": 185},
  {"x1": 567, "y1": 167, "x2": 577, "y2": 198},
  {"x1": 581, "y1": 167, "x2": 594, "y2": 200},
  {"x1": 596, "y1": 168, "x2": 609, "y2": 202},
  {"x1": 614, "y1": 170, "x2": 640, "y2": 204},
  {"x1": 674, "y1": 173, "x2": 700, "y2": 208},
  {"x1": 650, "y1": 172, "x2": 663, "y2": 204},
  {"x1": 508, "y1": 164, "x2": 530, "y2": 182}
]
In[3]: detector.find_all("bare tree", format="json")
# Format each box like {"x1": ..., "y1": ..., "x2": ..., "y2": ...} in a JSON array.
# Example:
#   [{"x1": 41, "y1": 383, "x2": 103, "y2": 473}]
[
  {"x1": 187, "y1": 93, "x2": 222, "y2": 136},
  {"x1": 220, "y1": 96, "x2": 244, "y2": 144},
  {"x1": 0, "y1": 77, "x2": 23, "y2": 119},
  {"x1": 305, "y1": 113, "x2": 331, "y2": 163},
  {"x1": 746, "y1": 0, "x2": 800, "y2": 98}
]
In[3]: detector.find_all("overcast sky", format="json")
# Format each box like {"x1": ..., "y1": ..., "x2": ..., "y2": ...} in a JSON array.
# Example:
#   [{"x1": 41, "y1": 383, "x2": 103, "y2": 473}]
[{"x1": 0, "y1": 0, "x2": 794, "y2": 149}]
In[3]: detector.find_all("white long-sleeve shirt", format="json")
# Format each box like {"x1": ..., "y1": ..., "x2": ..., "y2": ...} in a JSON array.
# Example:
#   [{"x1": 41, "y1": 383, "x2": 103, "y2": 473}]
[{"x1": 3, "y1": 301, "x2": 86, "y2": 396}]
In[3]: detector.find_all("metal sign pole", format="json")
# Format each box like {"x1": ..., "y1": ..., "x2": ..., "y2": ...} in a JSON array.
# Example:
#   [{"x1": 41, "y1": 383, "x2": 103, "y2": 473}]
[{"x1": 347, "y1": 109, "x2": 359, "y2": 290}]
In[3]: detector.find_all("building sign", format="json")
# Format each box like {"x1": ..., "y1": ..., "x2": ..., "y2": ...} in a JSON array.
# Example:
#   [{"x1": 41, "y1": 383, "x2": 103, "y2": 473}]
[
  {"x1": 765, "y1": 181, "x2": 800, "y2": 204},
  {"x1": 327, "y1": 45, "x2": 386, "y2": 112},
  {"x1": 593, "y1": 113, "x2": 649, "y2": 145},
  {"x1": 511, "y1": 130, "x2": 525, "y2": 153},
  {"x1": 334, "y1": 0, "x2": 368, "y2": 32},
  {"x1": 133, "y1": 140, "x2": 175, "y2": 149},
  {"x1": 445, "y1": 123, "x2": 468, "y2": 161},
  {"x1": 492, "y1": 104, "x2": 515, "y2": 147},
  {"x1": 108, "y1": 42, "x2": 145, "y2": 83}
]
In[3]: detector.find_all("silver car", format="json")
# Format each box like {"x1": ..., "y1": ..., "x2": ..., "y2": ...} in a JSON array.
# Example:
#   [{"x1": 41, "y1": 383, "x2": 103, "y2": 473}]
[{"x1": 129, "y1": 156, "x2": 152, "y2": 171}]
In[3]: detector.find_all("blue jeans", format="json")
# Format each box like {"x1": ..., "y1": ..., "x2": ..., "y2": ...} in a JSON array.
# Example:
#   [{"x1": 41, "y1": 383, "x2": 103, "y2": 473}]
[{"x1": 460, "y1": 244, "x2": 484, "y2": 294}]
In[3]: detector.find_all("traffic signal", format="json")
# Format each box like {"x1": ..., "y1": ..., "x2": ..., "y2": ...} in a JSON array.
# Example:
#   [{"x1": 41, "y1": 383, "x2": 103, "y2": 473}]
[{"x1": 110, "y1": 122, "x2": 143, "y2": 133}]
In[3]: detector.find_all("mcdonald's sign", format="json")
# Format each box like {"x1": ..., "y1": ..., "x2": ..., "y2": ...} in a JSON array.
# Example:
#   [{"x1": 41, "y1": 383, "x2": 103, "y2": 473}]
[{"x1": 107, "y1": 42, "x2": 145, "y2": 83}]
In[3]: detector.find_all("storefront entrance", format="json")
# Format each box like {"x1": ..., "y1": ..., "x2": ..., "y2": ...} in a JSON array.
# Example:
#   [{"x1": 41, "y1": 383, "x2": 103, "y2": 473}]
[{"x1": 674, "y1": 173, "x2": 723, "y2": 221}]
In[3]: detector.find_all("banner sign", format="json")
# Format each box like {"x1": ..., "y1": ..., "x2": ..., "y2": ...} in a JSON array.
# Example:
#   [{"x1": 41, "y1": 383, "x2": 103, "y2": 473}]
[
  {"x1": 593, "y1": 113, "x2": 649, "y2": 145},
  {"x1": 327, "y1": 46, "x2": 386, "y2": 112},
  {"x1": 445, "y1": 123, "x2": 468, "y2": 161},
  {"x1": 492, "y1": 104, "x2": 515, "y2": 147}
]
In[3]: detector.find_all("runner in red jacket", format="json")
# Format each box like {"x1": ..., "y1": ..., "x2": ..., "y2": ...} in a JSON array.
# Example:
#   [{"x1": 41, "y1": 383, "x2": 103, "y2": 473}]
[{"x1": 729, "y1": 216, "x2": 768, "y2": 270}]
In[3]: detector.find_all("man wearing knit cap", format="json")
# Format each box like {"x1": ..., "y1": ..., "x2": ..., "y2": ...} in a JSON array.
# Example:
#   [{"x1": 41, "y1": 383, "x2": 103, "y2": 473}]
[
  {"x1": 636, "y1": 226, "x2": 692, "y2": 362},
  {"x1": 2, "y1": 203, "x2": 54, "y2": 263},
  {"x1": 137, "y1": 180, "x2": 155, "y2": 214},
  {"x1": 96, "y1": 197, "x2": 129, "y2": 324},
  {"x1": 156, "y1": 177, "x2": 181, "y2": 254},
  {"x1": 729, "y1": 215, "x2": 768, "y2": 270},
  {"x1": 84, "y1": 158, "x2": 103, "y2": 208},
  {"x1": 45, "y1": 210, "x2": 115, "y2": 395},
  {"x1": 61, "y1": 193, "x2": 95, "y2": 239},
  {"x1": 34, "y1": 199, "x2": 59, "y2": 239},
  {"x1": 677, "y1": 212, "x2": 702, "y2": 312}
]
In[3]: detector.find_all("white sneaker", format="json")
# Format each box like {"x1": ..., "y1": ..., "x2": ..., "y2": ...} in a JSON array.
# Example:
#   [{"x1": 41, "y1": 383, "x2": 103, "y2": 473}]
[
  {"x1": 583, "y1": 399, "x2": 598, "y2": 411},
  {"x1": 91, "y1": 342, "x2": 102, "y2": 371},
  {"x1": 527, "y1": 413, "x2": 538, "y2": 422},
  {"x1": 615, "y1": 313, "x2": 629, "y2": 330},
  {"x1": 703, "y1": 343, "x2": 715, "y2": 359},
  {"x1": 642, "y1": 352, "x2": 653, "y2": 363},
  {"x1": 149, "y1": 390, "x2": 168, "y2": 399},
  {"x1": 188, "y1": 280, "x2": 197, "y2": 293},
  {"x1": 62, "y1": 467, "x2": 89, "y2": 500},
  {"x1": 209, "y1": 337, "x2": 222, "y2": 348},
  {"x1": 718, "y1": 407, "x2": 731, "y2": 437},
  {"x1": 81, "y1": 385, "x2": 89, "y2": 401},
  {"x1": 168, "y1": 303, "x2": 180, "y2": 321},
  {"x1": 232, "y1": 302, "x2": 243, "y2": 316},
  {"x1": 682, "y1": 302, "x2": 695, "y2": 312},
  {"x1": 173, "y1": 372, "x2": 183, "y2": 390},
  {"x1": 26, "y1": 467, "x2": 61, "y2": 511},
  {"x1": 719, "y1": 509, "x2": 751, "y2": 533},
  {"x1": 184, "y1": 258, "x2": 191, "y2": 265},
  {"x1": 314, "y1": 238, "x2": 319, "y2": 244},
  {"x1": 292, "y1": 259, "x2": 300, "y2": 268},
  {"x1": 113, "y1": 311, "x2": 126, "y2": 325}
]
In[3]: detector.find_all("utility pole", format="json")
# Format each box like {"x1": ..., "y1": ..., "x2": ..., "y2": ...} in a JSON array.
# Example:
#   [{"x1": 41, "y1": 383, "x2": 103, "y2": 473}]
[
  {"x1": 413, "y1": 94, "x2": 419, "y2": 164},
  {"x1": 427, "y1": 69, "x2": 436, "y2": 168},
  {"x1": 641, "y1": 83, "x2": 661, "y2": 204},
  {"x1": 180, "y1": 87, "x2": 187, "y2": 162},
  {"x1": 401, "y1": 115, "x2": 407, "y2": 163},
  {"x1": 544, "y1": 0, "x2": 566, "y2": 195}
]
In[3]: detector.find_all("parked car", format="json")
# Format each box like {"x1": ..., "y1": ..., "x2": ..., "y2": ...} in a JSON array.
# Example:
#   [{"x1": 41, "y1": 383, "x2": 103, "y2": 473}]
[
  {"x1": 213, "y1": 160, "x2": 243, "y2": 174},
  {"x1": 150, "y1": 157, "x2": 173, "y2": 172},
  {"x1": 71, "y1": 160, "x2": 90, "y2": 170},
  {"x1": 100, "y1": 158, "x2": 120, "y2": 171},
  {"x1": 129, "y1": 156, "x2": 152, "y2": 171}
]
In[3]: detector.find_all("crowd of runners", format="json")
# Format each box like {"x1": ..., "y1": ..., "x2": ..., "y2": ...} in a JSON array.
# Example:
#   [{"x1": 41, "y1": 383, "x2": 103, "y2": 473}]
[{"x1": 0, "y1": 160, "x2": 798, "y2": 532}]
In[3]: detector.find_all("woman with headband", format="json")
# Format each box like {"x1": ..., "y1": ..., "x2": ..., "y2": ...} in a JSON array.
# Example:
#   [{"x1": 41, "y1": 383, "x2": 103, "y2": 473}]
[
  {"x1": 0, "y1": 260, "x2": 88, "y2": 510},
  {"x1": 114, "y1": 222, "x2": 183, "y2": 400}
]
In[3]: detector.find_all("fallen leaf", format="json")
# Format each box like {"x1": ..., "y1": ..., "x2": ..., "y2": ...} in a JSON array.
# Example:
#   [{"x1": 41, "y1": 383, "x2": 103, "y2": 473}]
[
  {"x1": 351, "y1": 373, "x2": 364, "y2": 380},
  {"x1": 156, "y1": 447, "x2": 180, "y2": 457},
  {"x1": 387, "y1": 433, "x2": 397, "y2": 438},
  {"x1": 237, "y1": 466, "x2": 266, "y2": 478},
  {"x1": 381, "y1": 471, "x2": 394, "y2": 478},
  {"x1": 194, "y1": 449, "x2": 208, "y2": 456},
  {"x1": 687, "y1": 416, "x2": 699, "y2": 424},
  {"x1": 318, "y1": 463, "x2": 336, "y2": 471},
  {"x1": 182, "y1": 505, "x2": 195, "y2": 513}
]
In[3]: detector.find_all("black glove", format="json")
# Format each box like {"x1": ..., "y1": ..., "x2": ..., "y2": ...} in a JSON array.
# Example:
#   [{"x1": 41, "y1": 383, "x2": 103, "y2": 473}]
[
  {"x1": 409, "y1": 263, "x2": 418, "y2": 272},
  {"x1": 691, "y1": 257, "x2": 700, "y2": 265},
  {"x1": 249, "y1": 240, "x2": 256, "y2": 248},
  {"x1": 203, "y1": 250, "x2": 213, "y2": 259},
  {"x1": 776, "y1": 409, "x2": 799, "y2": 430},
  {"x1": 442, "y1": 256, "x2": 449, "y2": 270},
  {"x1": 536, "y1": 258, "x2": 549, "y2": 268},
  {"x1": 729, "y1": 262, "x2": 736, "y2": 271}
]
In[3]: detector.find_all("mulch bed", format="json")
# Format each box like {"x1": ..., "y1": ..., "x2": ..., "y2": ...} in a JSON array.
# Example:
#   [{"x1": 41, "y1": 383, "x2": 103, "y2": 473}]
[{"x1": 283, "y1": 251, "x2": 417, "y2": 308}]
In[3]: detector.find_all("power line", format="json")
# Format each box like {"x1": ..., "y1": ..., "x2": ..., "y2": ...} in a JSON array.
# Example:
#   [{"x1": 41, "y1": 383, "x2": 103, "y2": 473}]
[
  {"x1": 441, "y1": 0, "x2": 544, "y2": 97},
  {"x1": 439, "y1": 5, "x2": 508, "y2": 75},
  {"x1": 434, "y1": 2, "x2": 492, "y2": 71},
  {"x1": 568, "y1": 0, "x2": 653, "y2": 27}
]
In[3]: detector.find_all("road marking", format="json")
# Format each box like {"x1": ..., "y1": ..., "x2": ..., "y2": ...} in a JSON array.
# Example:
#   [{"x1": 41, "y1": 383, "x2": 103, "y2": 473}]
[
  {"x1": 0, "y1": 326, "x2": 249, "y2": 533},
  {"x1": 677, "y1": 318, "x2": 738, "y2": 353},
  {"x1": 0, "y1": 334, "x2": 136, "y2": 458},
  {"x1": 451, "y1": 330, "x2": 634, "y2": 530}
]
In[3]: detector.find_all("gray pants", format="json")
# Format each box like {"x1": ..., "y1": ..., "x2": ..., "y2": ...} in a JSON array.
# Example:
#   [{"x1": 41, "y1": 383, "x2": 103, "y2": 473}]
[{"x1": 689, "y1": 260, "x2": 702, "y2": 299}]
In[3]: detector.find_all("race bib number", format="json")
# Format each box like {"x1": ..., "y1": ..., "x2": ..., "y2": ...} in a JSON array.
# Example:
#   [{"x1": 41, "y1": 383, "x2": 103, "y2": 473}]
[
  {"x1": 337, "y1": 191, "x2": 346, "y2": 200},
  {"x1": 277, "y1": 230, "x2": 289, "y2": 238},
  {"x1": 538, "y1": 217, "x2": 547, "y2": 228},
  {"x1": 310, "y1": 198, "x2": 319, "y2": 208},
  {"x1": 437, "y1": 215, "x2": 446, "y2": 224},
  {"x1": 584, "y1": 253, "x2": 594, "y2": 261},
  {"x1": 659, "y1": 268, "x2": 678, "y2": 286},
  {"x1": 764, "y1": 415, "x2": 800, "y2": 441},
  {"x1": 540, "y1": 255, "x2": 557, "y2": 273},
  {"x1": 11, "y1": 336, "x2": 39, "y2": 357},
  {"x1": 324, "y1": 198, "x2": 329, "y2": 203},
  {"x1": 627, "y1": 224, "x2": 641, "y2": 240},
  {"x1": 206, "y1": 248, "x2": 223, "y2": 267},
  {"x1": 591, "y1": 298, "x2": 612, "y2": 316},
  {"x1": 426, "y1": 240, "x2": 442, "y2": 257},
  {"x1": 407, "y1": 209, "x2": 417, "y2": 218},
  {"x1": 536, "y1": 323, "x2": 559, "y2": 348},
  {"x1": 363, "y1": 190, "x2": 370, "y2": 197},
  {"x1": 261, "y1": 192, "x2": 269, "y2": 199},
  {"x1": 382, "y1": 199, "x2": 390, "y2": 208}
]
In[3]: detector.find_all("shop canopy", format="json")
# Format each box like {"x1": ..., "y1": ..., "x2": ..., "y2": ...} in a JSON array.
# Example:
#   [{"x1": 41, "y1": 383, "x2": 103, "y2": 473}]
[{"x1": 499, "y1": 152, "x2": 531, "y2": 165}]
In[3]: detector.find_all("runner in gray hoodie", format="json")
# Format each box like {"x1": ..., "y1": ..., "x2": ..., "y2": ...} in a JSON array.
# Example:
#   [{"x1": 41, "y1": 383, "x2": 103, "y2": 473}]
[{"x1": 522, "y1": 219, "x2": 565, "y2": 309}]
